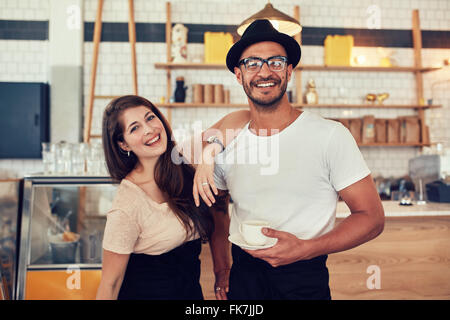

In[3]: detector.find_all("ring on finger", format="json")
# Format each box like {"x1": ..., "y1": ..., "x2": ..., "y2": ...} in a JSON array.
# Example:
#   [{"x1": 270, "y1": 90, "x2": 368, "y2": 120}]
[
  {"x1": 215, "y1": 287, "x2": 221, "y2": 292},
  {"x1": 201, "y1": 182, "x2": 209, "y2": 186}
]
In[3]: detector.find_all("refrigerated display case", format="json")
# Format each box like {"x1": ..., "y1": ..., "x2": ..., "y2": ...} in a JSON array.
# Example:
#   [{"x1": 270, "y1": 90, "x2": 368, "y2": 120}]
[
  {"x1": 0, "y1": 178, "x2": 21, "y2": 300},
  {"x1": 16, "y1": 175, "x2": 117, "y2": 300}
]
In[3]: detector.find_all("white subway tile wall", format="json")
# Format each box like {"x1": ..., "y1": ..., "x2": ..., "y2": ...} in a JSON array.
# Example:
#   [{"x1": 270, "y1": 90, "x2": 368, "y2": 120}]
[{"x1": 0, "y1": 0, "x2": 449, "y2": 179}]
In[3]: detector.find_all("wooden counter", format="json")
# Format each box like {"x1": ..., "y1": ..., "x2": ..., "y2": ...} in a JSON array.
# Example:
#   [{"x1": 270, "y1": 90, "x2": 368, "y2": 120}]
[
  {"x1": 200, "y1": 201, "x2": 450, "y2": 300},
  {"x1": 337, "y1": 200, "x2": 450, "y2": 218},
  {"x1": 329, "y1": 203, "x2": 450, "y2": 299}
]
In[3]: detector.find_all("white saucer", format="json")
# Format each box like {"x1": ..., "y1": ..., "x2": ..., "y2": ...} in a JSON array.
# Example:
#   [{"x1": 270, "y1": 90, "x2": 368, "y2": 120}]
[{"x1": 228, "y1": 233, "x2": 277, "y2": 250}]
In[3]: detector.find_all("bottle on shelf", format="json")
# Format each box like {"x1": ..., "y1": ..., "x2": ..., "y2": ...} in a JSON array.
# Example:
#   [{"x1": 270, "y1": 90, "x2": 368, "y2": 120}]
[
  {"x1": 174, "y1": 77, "x2": 187, "y2": 103},
  {"x1": 304, "y1": 79, "x2": 319, "y2": 104}
]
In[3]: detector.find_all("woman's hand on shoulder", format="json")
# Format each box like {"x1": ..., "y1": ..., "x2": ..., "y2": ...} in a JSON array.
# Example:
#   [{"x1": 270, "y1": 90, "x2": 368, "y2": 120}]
[
  {"x1": 194, "y1": 110, "x2": 249, "y2": 207},
  {"x1": 193, "y1": 145, "x2": 218, "y2": 207}
]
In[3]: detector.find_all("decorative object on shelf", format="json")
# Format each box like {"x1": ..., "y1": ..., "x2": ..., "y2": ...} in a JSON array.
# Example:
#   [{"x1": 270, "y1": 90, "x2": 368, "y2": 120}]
[
  {"x1": 324, "y1": 35, "x2": 353, "y2": 66},
  {"x1": 237, "y1": 1, "x2": 301, "y2": 37},
  {"x1": 304, "y1": 79, "x2": 318, "y2": 104},
  {"x1": 174, "y1": 77, "x2": 187, "y2": 103},
  {"x1": 376, "y1": 93, "x2": 390, "y2": 105},
  {"x1": 171, "y1": 23, "x2": 188, "y2": 63},
  {"x1": 377, "y1": 47, "x2": 397, "y2": 67},
  {"x1": 204, "y1": 32, "x2": 233, "y2": 64},
  {"x1": 365, "y1": 93, "x2": 377, "y2": 104}
]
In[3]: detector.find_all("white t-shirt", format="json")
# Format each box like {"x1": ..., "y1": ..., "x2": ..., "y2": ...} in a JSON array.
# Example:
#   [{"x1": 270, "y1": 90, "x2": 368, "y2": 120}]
[{"x1": 213, "y1": 110, "x2": 371, "y2": 240}]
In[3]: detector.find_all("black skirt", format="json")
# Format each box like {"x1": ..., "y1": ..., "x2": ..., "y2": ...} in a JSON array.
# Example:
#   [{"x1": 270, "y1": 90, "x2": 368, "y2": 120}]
[
  {"x1": 118, "y1": 239, "x2": 204, "y2": 300},
  {"x1": 228, "y1": 244, "x2": 331, "y2": 300}
]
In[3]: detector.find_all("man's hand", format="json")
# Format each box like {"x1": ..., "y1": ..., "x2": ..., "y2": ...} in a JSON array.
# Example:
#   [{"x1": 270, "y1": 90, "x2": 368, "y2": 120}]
[
  {"x1": 214, "y1": 268, "x2": 230, "y2": 300},
  {"x1": 243, "y1": 228, "x2": 313, "y2": 268}
]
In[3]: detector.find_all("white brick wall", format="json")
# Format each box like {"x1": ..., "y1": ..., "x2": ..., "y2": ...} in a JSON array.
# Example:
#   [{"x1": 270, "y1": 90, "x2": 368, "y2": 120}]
[
  {"x1": 1, "y1": 0, "x2": 449, "y2": 179},
  {"x1": 0, "y1": 40, "x2": 49, "y2": 82}
]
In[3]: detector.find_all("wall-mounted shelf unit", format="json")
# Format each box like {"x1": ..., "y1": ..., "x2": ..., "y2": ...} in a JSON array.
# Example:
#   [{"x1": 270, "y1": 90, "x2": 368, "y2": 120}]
[{"x1": 157, "y1": 3, "x2": 440, "y2": 148}]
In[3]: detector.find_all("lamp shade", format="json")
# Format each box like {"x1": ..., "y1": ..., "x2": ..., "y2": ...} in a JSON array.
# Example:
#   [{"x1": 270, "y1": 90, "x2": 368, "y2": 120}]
[{"x1": 237, "y1": 2, "x2": 302, "y2": 37}]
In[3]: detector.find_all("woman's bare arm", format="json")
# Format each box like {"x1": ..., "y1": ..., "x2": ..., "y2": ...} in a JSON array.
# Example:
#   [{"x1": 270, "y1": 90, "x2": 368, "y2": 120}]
[
  {"x1": 96, "y1": 250, "x2": 130, "y2": 300},
  {"x1": 191, "y1": 110, "x2": 250, "y2": 206}
]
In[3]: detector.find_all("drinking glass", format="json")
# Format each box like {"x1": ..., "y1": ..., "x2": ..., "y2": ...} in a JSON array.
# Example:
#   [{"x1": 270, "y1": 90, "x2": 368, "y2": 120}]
[
  {"x1": 86, "y1": 141, "x2": 104, "y2": 175},
  {"x1": 41, "y1": 142, "x2": 56, "y2": 175},
  {"x1": 55, "y1": 142, "x2": 72, "y2": 175},
  {"x1": 71, "y1": 143, "x2": 89, "y2": 175}
]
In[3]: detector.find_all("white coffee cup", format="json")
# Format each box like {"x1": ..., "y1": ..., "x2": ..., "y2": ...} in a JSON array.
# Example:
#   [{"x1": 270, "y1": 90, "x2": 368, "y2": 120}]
[{"x1": 239, "y1": 220, "x2": 270, "y2": 246}]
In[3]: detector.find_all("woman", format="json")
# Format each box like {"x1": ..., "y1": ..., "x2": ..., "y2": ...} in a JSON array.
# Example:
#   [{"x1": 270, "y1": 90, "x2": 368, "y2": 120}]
[{"x1": 96, "y1": 95, "x2": 214, "y2": 300}]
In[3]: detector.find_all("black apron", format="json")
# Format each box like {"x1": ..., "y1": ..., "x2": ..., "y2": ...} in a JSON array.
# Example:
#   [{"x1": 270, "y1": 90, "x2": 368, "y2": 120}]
[
  {"x1": 228, "y1": 244, "x2": 331, "y2": 300},
  {"x1": 118, "y1": 239, "x2": 203, "y2": 300}
]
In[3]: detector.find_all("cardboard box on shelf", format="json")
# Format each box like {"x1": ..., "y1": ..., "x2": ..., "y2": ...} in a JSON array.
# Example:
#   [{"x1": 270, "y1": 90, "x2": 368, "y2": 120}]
[
  {"x1": 362, "y1": 115, "x2": 376, "y2": 144},
  {"x1": 349, "y1": 118, "x2": 362, "y2": 143},
  {"x1": 400, "y1": 116, "x2": 420, "y2": 143},
  {"x1": 204, "y1": 32, "x2": 234, "y2": 64},
  {"x1": 324, "y1": 35, "x2": 354, "y2": 66},
  {"x1": 387, "y1": 118, "x2": 400, "y2": 143},
  {"x1": 375, "y1": 119, "x2": 387, "y2": 143}
]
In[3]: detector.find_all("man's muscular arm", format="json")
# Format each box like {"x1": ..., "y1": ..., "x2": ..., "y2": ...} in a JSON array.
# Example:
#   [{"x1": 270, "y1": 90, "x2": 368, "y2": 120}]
[{"x1": 208, "y1": 190, "x2": 231, "y2": 300}]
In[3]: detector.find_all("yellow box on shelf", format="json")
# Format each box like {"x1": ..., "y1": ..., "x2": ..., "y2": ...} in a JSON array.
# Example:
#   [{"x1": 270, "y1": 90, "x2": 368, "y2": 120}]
[
  {"x1": 204, "y1": 32, "x2": 234, "y2": 64},
  {"x1": 324, "y1": 35, "x2": 354, "y2": 66}
]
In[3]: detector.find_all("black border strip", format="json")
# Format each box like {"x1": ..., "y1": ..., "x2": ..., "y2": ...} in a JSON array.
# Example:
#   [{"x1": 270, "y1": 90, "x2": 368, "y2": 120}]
[
  {"x1": 0, "y1": 20, "x2": 48, "y2": 40},
  {"x1": 1, "y1": 20, "x2": 449, "y2": 48}
]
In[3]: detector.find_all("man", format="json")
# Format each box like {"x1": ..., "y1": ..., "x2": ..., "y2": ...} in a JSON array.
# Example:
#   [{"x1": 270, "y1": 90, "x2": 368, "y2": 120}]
[{"x1": 198, "y1": 19, "x2": 384, "y2": 300}]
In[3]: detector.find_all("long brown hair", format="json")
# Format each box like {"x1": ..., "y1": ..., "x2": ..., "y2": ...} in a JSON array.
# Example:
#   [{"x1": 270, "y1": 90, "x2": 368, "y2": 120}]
[{"x1": 102, "y1": 95, "x2": 213, "y2": 241}]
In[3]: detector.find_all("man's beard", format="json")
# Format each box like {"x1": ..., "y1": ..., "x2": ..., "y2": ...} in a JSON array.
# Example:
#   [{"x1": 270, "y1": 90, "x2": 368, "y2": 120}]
[{"x1": 242, "y1": 73, "x2": 288, "y2": 111}]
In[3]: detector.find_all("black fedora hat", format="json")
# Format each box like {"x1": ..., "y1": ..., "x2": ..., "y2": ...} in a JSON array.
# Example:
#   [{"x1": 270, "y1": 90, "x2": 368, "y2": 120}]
[{"x1": 226, "y1": 19, "x2": 301, "y2": 73}]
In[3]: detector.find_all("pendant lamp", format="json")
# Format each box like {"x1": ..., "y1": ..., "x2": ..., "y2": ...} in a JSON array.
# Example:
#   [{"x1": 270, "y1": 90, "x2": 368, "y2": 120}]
[{"x1": 237, "y1": 1, "x2": 302, "y2": 37}]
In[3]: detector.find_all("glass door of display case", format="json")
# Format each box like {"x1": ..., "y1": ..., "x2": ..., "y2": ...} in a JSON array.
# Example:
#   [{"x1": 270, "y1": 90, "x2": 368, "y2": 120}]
[
  {"x1": 16, "y1": 175, "x2": 117, "y2": 300},
  {"x1": 0, "y1": 178, "x2": 22, "y2": 300}
]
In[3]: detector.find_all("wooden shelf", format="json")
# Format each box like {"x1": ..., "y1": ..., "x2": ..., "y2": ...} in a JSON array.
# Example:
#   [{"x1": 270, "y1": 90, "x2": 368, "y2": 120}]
[
  {"x1": 156, "y1": 103, "x2": 247, "y2": 108},
  {"x1": 296, "y1": 65, "x2": 441, "y2": 73},
  {"x1": 295, "y1": 103, "x2": 441, "y2": 109},
  {"x1": 154, "y1": 62, "x2": 226, "y2": 70},
  {"x1": 154, "y1": 62, "x2": 441, "y2": 73}
]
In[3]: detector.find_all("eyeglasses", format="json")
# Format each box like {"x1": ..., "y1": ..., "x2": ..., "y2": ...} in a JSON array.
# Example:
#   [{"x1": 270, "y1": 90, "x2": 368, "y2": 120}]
[{"x1": 238, "y1": 56, "x2": 288, "y2": 73}]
